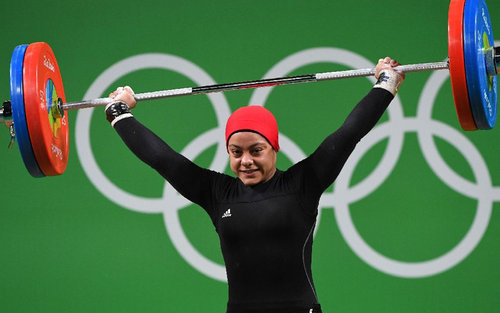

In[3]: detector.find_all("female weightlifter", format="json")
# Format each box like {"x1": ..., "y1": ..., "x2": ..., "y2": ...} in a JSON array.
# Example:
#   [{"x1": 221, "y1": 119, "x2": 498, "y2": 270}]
[{"x1": 104, "y1": 57, "x2": 404, "y2": 313}]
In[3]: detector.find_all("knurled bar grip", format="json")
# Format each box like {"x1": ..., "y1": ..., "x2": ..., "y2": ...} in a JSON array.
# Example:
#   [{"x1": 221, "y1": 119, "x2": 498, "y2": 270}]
[{"x1": 62, "y1": 61, "x2": 450, "y2": 111}]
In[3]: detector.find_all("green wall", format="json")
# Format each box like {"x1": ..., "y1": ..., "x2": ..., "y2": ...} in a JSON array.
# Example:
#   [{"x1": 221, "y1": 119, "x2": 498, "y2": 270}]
[{"x1": 1, "y1": 0, "x2": 499, "y2": 312}]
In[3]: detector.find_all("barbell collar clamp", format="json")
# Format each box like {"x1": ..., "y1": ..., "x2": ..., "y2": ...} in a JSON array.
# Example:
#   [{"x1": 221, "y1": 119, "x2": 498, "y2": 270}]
[
  {"x1": 486, "y1": 46, "x2": 499, "y2": 76},
  {"x1": 52, "y1": 98, "x2": 64, "y2": 119},
  {"x1": 495, "y1": 46, "x2": 500, "y2": 75}
]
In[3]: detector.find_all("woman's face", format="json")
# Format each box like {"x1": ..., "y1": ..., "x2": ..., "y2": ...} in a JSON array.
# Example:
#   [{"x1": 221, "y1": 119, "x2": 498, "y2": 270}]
[{"x1": 227, "y1": 131, "x2": 277, "y2": 186}]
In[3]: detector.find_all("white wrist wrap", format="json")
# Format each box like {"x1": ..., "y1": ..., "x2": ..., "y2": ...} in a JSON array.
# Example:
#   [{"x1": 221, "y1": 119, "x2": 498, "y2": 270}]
[
  {"x1": 374, "y1": 70, "x2": 403, "y2": 96},
  {"x1": 110, "y1": 113, "x2": 134, "y2": 127}
]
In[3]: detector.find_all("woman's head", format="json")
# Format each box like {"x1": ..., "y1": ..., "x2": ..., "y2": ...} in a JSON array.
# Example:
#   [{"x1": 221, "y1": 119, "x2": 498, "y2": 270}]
[
  {"x1": 225, "y1": 106, "x2": 279, "y2": 152},
  {"x1": 225, "y1": 106, "x2": 279, "y2": 185}
]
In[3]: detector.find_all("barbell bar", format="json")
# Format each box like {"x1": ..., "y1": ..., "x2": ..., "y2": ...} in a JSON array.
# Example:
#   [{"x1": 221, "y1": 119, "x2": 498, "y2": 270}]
[
  {"x1": 0, "y1": 0, "x2": 498, "y2": 178},
  {"x1": 62, "y1": 61, "x2": 452, "y2": 111}
]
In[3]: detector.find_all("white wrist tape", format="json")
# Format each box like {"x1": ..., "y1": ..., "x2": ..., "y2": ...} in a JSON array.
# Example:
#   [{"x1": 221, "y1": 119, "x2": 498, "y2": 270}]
[
  {"x1": 374, "y1": 69, "x2": 403, "y2": 96},
  {"x1": 110, "y1": 113, "x2": 134, "y2": 127}
]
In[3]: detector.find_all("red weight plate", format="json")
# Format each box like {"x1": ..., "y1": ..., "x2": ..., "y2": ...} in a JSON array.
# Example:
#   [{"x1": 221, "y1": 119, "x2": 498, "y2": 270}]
[
  {"x1": 23, "y1": 42, "x2": 69, "y2": 176},
  {"x1": 448, "y1": 0, "x2": 477, "y2": 131}
]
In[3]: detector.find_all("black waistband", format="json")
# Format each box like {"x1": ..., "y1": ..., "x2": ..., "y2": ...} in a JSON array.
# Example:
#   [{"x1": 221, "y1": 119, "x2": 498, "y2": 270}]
[{"x1": 226, "y1": 302, "x2": 322, "y2": 313}]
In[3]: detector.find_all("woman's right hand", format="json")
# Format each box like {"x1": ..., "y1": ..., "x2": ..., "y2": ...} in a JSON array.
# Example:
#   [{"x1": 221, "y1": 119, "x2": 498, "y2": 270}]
[{"x1": 109, "y1": 86, "x2": 137, "y2": 109}]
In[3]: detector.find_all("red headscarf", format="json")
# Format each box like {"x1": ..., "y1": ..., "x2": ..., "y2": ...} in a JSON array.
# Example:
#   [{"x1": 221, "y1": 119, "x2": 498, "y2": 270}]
[{"x1": 225, "y1": 106, "x2": 280, "y2": 152}]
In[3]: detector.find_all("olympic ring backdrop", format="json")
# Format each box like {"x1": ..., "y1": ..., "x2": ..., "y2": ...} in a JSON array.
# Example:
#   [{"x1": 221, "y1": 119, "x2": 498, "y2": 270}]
[{"x1": 1, "y1": 1, "x2": 499, "y2": 313}]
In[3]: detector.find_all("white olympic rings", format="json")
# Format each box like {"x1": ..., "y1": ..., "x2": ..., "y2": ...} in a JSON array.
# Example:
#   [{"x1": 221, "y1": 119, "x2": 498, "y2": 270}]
[{"x1": 75, "y1": 46, "x2": 499, "y2": 282}]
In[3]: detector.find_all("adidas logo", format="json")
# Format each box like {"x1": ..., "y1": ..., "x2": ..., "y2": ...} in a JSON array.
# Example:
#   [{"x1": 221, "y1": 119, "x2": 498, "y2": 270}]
[{"x1": 222, "y1": 209, "x2": 232, "y2": 219}]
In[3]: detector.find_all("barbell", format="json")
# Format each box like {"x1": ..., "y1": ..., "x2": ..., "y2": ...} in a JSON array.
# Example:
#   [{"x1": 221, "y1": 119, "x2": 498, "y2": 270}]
[{"x1": 0, "y1": 0, "x2": 498, "y2": 178}]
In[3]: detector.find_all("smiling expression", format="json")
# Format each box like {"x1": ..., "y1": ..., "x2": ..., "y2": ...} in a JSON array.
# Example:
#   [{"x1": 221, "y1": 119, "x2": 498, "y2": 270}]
[{"x1": 227, "y1": 131, "x2": 277, "y2": 186}]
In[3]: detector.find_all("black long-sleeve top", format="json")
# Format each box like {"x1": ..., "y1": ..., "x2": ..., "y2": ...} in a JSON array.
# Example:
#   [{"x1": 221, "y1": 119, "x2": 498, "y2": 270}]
[{"x1": 113, "y1": 88, "x2": 394, "y2": 313}]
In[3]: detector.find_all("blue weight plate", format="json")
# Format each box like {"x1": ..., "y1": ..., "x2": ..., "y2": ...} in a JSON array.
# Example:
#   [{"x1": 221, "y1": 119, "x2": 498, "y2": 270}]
[
  {"x1": 463, "y1": 0, "x2": 497, "y2": 129},
  {"x1": 10, "y1": 44, "x2": 45, "y2": 177}
]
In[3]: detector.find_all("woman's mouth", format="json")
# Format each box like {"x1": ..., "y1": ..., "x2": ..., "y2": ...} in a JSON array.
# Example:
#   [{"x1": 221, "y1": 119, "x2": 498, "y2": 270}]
[{"x1": 240, "y1": 169, "x2": 258, "y2": 176}]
